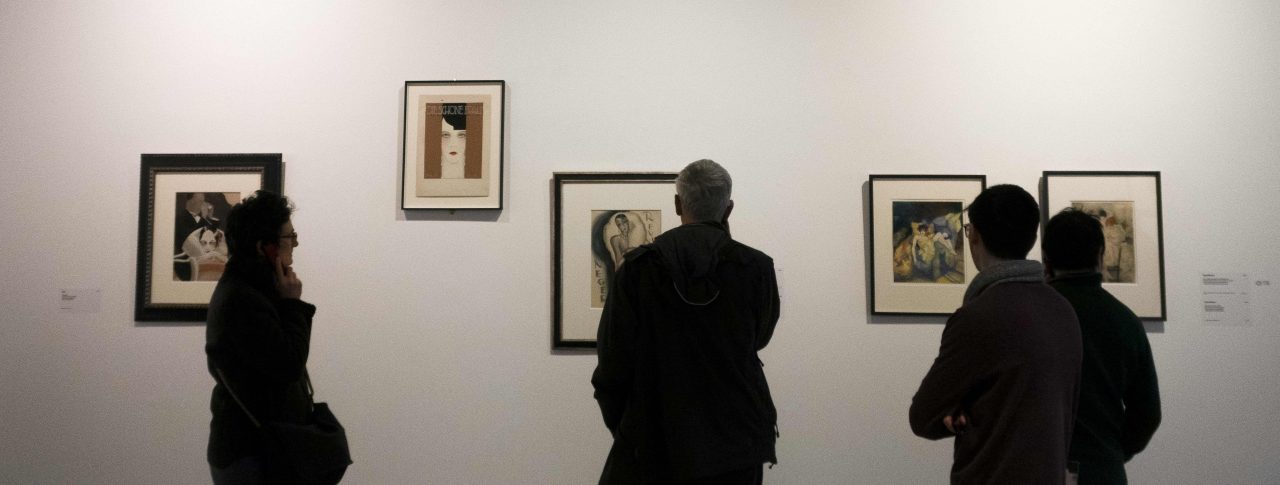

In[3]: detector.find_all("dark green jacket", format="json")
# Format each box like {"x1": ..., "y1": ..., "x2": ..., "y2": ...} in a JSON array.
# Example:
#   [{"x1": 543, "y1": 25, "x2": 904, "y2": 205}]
[{"x1": 1050, "y1": 273, "x2": 1161, "y2": 485}]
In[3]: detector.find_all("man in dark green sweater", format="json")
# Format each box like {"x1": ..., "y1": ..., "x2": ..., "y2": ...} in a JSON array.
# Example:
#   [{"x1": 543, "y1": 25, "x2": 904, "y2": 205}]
[{"x1": 1043, "y1": 209, "x2": 1162, "y2": 485}]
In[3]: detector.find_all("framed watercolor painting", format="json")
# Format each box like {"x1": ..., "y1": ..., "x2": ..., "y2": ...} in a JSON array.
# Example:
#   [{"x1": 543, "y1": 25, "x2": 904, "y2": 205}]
[
  {"x1": 1041, "y1": 171, "x2": 1166, "y2": 320},
  {"x1": 401, "y1": 80, "x2": 505, "y2": 210},
  {"x1": 552, "y1": 172, "x2": 678, "y2": 349},
  {"x1": 868, "y1": 174, "x2": 986, "y2": 316},
  {"x1": 135, "y1": 153, "x2": 281, "y2": 321}
]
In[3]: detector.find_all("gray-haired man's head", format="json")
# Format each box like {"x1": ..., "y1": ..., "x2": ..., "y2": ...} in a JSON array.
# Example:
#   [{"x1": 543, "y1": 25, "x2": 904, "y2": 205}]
[{"x1": 676, "y1": 159, "x2": 733, "y2": 223}]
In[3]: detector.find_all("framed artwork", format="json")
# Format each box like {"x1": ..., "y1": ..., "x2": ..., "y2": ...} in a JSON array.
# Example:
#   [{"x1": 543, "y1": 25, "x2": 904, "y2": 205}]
[
  {"x1": 552, "y1": 172, "x2": 678, "y2": 349},
  {"x1": 401, "y1": 80, "x2": 505, "y2": 210},
  {"x1": 1041, "y1": 171, "x2": 1166, "y2": 320},
  {"x1": 869, "y1": 174, "x2": 986, "y2": 315},
  {"x1": 135, "y1": 154, "x2": 282, "y2": 321}
]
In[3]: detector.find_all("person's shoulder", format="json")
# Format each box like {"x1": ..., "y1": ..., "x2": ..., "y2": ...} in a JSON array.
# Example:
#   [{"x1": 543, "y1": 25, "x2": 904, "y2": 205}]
[
  {"x1": 1096, "y1": 289, "x2": 1148, "y2": 339},
  {"x1": 209, "y1": 270, "x2": 271, "y2": 309},
  {"x1": 615, "y1": 245, "x2": 661, "y2": 279},
  {"x1": 1094, "y1": 286, "x2": 1141, "y2": 320},
  {"x1": 971, "y1": 282, "x2": 1074, "y2": 319},
  {"x1": 622, "y1": 243, "x2": 656, "y2": 265},
  {"x1": 724, "y1": 238, "x2": 775, "y2": 267}
]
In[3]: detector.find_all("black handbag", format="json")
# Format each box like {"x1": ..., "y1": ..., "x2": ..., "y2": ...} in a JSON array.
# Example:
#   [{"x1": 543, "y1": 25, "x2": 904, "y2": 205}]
[{"x1": 216, "y1": 368, "x2": 352, "y2": 484}]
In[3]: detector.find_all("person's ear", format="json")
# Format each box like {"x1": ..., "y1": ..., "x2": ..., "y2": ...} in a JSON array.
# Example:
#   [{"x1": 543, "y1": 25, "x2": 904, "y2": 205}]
[
  {"x1": 255, "y1": 240, "x2": 265, "y2": 256},
  {"x1": 722, "y1": 200, "x2": 734, "y2": 222},
  {"x1": 674, "y1": 194, "x2": 683, "y2": 216}
]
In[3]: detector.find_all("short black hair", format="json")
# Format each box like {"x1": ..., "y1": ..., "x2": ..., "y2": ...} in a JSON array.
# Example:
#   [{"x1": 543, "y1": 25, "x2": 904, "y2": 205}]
[
  {"x1": 442, "y1": 103, "x2": 467, "y2": 130},
  {"x1": 1043, "y1": 208, "x2": 1105, "y2": 272},
  {"x1": 225, "y1": 190, "x2": 293, "y2": 261},
  {"x1": 967, "y1": 184, "x2": 1039, "y2": 259}
]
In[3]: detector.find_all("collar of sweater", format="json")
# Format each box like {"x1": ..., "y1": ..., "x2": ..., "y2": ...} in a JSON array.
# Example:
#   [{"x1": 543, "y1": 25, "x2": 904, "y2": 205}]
[{"x1": 963, "y1": 259, "x2": 1046, "y2": 303}]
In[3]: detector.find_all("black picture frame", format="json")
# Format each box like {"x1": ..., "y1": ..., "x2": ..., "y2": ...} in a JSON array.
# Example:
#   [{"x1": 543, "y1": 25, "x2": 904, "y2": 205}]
[
  {"x1": 868, "y1": 174, "x2": 987, "y2": 316},
  {"x1": 135, "y1": 153, "x2": 282, "y2": 322},
  {"x1": 401, "y1": 80, "x2": 506, "y2": 210},
  {"x1": 1040, "y1": 171, "x2": 1166, "y2": 320},
  {"x1": 552, "y1": 172, "x2": 678, "y2": 349}
]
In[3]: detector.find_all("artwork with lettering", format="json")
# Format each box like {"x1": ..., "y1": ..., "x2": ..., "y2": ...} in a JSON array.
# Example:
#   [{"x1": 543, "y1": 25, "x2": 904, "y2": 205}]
[
  {"x1": 553, "y1": 173, "x2": 677, "y2": 349},
  {"x1": 590, "y1": 210, "x2": 661, "y2": 308},
  {"x1": 401, "y1": 80, "x2": 505, "y2": 210}
]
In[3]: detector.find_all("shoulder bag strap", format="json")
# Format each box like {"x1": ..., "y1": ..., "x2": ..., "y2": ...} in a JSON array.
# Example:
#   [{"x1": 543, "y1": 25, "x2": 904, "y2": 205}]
[{"x1": 214, "y1": 367, "x2": 262, "y2": 428}]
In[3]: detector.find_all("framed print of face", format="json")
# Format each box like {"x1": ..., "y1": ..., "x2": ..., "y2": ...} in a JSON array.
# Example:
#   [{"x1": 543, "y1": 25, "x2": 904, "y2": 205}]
[
  {"x1": 401, "y1": 80, "x2": 505, "y2": 210},
  {"x1": 135, "y1": 154, "x2": 282, "y2": 322},
  {"x1": 553, "y1": 172, "x2": 678, "y2": 349},
  {"x1": 868, "y1": 174, "x2": 987, "y2": 316},
  {"x1": 1041, "y1": 171, "x2": 1166, "y2": 320},
  {"x1": 590, "y1": 210, "x2": 662, "y2": 308}
]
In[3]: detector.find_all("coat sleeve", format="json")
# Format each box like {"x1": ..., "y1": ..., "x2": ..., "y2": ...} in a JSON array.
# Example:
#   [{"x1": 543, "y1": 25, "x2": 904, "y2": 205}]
[
  {"x1": 1121, "y1": 324, "x2": 1162, "y2": 460},
  {"x1": 909, "y1": 308, "x2": 991, "y2": 440},
  {"x1": 216, "y1": 289, "x2": 315, "y2": 385},
  {"x1": 755, "y1": 259, "x2": 780, "y2": 351},
  {"x1": 591, "y1": 264, "x2": 639, "y2": 434}
]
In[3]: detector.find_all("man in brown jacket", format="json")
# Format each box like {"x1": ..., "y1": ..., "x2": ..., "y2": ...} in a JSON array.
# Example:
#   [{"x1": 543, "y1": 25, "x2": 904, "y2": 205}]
[{"x1": 910, "y1": 184, "x2": 1083, "y2": 484}]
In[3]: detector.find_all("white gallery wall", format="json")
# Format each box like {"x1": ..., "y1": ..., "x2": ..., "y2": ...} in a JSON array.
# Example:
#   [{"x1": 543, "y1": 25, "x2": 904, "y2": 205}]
[{"x1": 2, "y1": 1, "x2": 1278, "y2": 483}]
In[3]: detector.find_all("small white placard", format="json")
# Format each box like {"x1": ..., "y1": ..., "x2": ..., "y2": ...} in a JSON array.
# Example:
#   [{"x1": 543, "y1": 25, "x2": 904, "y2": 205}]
[
  {"x1": 1249, "y1": 274, "x2": 1277, "y2": 327},
  {"x1": 59, "y1": 288, "x2": 102, "y2": 314},
  {"x1": 1201, "y1": 274, "x2": 1250, "y2": 326}
]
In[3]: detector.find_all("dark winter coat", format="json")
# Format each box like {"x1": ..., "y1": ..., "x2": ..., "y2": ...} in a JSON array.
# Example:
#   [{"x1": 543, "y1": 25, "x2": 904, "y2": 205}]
[
  {"x1": 592, "y1": 222, "x2": 780, "y2": 484},
  {"x1": 205, "y1": 258, "x2": 315, "y2": 468}
]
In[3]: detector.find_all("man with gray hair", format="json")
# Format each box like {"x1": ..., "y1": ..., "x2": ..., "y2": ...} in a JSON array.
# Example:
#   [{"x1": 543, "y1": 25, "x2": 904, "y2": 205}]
[{"x1": 593, "y1": 159, "x2": 780, "y2": 484}]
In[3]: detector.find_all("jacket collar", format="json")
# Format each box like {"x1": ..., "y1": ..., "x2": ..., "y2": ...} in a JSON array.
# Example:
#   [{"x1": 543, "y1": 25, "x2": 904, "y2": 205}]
[{"x1": 1047, "y1": 271, "x2": 1103, "y2": 287}]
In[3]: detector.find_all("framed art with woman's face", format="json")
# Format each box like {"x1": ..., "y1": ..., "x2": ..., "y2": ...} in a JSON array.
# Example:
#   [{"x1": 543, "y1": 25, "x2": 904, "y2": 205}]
[{"x1": 401, "y1": 80, "x2": 505, "y2": 210}]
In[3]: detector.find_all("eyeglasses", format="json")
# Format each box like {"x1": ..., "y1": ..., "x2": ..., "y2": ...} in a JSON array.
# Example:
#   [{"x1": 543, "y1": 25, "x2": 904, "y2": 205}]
[{"x1": 279, "y1": 232, "x2": 298, "y2": 242}]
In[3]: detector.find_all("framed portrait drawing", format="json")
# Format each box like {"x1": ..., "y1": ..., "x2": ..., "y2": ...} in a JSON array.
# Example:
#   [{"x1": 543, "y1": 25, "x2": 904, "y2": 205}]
[
  {"x1": 552, "y1": 172, "x2": 678, "y2": 349},
  {"x1": 1041, "y1": 171, "x2": 1166, "y2": 320},
  {"x1": 401, "y1": 80, "x2": 505, "y2": 210},
  {"x1": 135, "y1": 154, "x2": 282, "y2": 321},
  {"x1": 869, "y1": 175, "x2": 986, "y2": 316}
]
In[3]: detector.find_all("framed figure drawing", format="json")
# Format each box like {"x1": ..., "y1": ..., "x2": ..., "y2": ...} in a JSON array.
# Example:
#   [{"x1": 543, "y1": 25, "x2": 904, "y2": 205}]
[
  {"x1": 1041, "y1": 171, "x2": 1166, "y2": 320},
  {"x1": 401, "y1": 80, "x2": 505, "y2": 210},
  {"x1": 135, "y1": 154, "x2": 282, "y2": 321},
  {"x1": 553, "y1": 172, "x2": 678, "y2": 349},
  {"x1": 869, "y1": 175, "x2": 986, "y2": 315}
]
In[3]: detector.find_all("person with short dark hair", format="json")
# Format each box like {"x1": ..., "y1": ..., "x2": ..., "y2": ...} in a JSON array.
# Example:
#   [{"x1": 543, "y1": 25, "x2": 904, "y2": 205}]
[
  {"x1": 1043, "y1": 208, "x2": 1161, "y2": 484},
  {"x1": 910, "y1": 184, "x2": 1083, "y2": 484},
  {"x1": 592, "y1": 159, "x2": 780, "y2": 484},
  {"x1": 205, "y1": 190, "x2": 319, "y2": 484}
]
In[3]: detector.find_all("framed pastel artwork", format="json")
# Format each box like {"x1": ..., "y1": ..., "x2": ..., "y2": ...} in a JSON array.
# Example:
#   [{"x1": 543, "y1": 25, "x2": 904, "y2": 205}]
[
  {"x1": 869, "y1": 174, "x2": 986, "y2": 315},
  {"x1": 1041, "y1": 171, "x2": 1166, "y2": 320}
]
